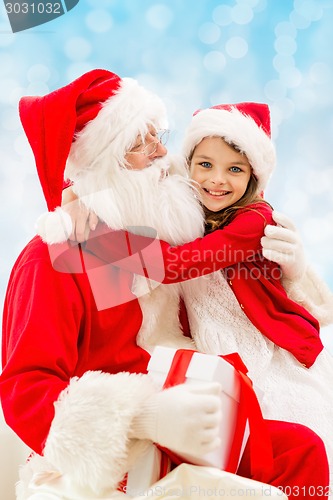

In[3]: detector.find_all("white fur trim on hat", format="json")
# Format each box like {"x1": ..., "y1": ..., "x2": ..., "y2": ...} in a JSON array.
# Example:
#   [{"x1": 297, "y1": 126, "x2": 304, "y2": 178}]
[
  {"x1": 65, "y1": 78, "x2": 168, "y2": 182},
  {"x1": 182, "y1": 108, "x2": 276, "y2": 193}
]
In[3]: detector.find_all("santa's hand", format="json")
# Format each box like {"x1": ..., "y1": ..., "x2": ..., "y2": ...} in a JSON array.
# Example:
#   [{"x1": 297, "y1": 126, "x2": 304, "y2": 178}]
[
  {"x1": 62, "y1": 186, "x2": 98, "y2": 243},
  {"x1": 130, "y1": 382, "x2": 222, "y2": 458},
  {"x1": 261, "y1": 210, "x2": 306, "y2": 282}
]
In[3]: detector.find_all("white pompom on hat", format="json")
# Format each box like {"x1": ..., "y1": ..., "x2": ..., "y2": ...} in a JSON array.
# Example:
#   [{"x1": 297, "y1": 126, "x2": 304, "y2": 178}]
[{"x1": 182, "y1": 102, "x2": 276, "y2": 193}]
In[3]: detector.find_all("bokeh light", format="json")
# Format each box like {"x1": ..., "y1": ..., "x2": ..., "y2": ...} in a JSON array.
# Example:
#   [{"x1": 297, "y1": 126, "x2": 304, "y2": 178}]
[
  {"x1": 198, "y1": 22, "x2": 221, "y2": 45},
  {"x1": 146, "y1": 4, "x2": 173, "y2": 30},
  {"x1": 85, "y1": 9, "x2": 113, "y2": 33},
  {"x1": 225, "y1": 36, "x2": 248, "y2": 58},
  {"x1": 231, "y1": 3, "x2": 254, "y2": 24}
]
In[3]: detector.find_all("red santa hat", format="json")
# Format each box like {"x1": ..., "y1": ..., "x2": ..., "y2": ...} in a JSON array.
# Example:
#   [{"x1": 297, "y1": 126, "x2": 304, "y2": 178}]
[
  {"x1": 19, "y1": 69, "x2": 168, "y2": 212},
  {"x1": 182, "y1": 102, "x2": 276, "y2": 193}
]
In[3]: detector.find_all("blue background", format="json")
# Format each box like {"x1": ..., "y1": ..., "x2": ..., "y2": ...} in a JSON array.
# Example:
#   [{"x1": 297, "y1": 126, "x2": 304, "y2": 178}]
[{"x1": 0, "y1": 0, "x2": 333, "y2": 351}]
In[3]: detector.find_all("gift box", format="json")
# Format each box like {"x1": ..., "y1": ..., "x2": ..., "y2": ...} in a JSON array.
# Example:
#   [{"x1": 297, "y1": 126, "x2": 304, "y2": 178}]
[
  {"x1": 147, "y1": 346, "x2": 245, "y2": 471},
  {"x1": 125, "y1": 347, "x2": 272, "y2": 496},
  {"x1": 147, "y1": 346, "x2": 272, "y2": 475}
]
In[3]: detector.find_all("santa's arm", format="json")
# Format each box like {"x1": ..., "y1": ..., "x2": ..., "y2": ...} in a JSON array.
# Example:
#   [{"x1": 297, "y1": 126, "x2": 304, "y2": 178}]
[
  {"x1": 281, "y1": 267, "x2": 333, "y2": 327},
  {"x1": 261, "y1": 210, "x2": 333, "y2": 326},
  {"x1": 0, "y1": 260, "x2": 156, "y2": 495}
]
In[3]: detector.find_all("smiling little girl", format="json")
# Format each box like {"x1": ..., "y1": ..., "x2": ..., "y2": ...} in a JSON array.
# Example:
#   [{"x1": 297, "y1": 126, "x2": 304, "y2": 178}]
[{"x1": 179, "y1": 102, "x2": 333, "y2": 488}]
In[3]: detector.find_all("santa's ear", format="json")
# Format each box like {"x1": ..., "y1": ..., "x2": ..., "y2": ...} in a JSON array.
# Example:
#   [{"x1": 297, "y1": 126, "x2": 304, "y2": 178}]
[{"x1": 36, "y1": 207, "x2": 73, "y2": 244}]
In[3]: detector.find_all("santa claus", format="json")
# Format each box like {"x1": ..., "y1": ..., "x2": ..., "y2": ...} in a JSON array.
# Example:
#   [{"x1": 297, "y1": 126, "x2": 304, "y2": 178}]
[{"x1": 0, "y1": 69, "x2": 330, "y2": 499}]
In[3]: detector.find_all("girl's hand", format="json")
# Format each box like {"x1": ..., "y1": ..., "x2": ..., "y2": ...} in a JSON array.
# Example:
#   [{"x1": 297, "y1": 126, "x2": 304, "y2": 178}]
[
  {"x1": 62, "y1": 186, "x2": 98, "y2": 243},
  {"x1": 261, "y1": 210, "x2": 306, "y2": 282}
]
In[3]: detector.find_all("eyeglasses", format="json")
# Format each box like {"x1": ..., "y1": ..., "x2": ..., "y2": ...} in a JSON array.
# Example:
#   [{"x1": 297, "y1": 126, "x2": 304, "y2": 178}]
[{"x1": 127, "y1": 129, "x2": 170, "y2": 157}]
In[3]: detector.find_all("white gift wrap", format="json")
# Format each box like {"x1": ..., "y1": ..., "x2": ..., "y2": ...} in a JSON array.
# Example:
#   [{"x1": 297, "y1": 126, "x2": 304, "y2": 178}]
[{"x1": 126, "y1": 445, "x2": 164, "y2": 497}]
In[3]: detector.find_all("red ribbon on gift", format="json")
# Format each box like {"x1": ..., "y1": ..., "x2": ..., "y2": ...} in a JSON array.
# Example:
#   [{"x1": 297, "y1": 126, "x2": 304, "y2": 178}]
[{"x1": 158, "y1": 349, "x2": 273, "y2": 478}]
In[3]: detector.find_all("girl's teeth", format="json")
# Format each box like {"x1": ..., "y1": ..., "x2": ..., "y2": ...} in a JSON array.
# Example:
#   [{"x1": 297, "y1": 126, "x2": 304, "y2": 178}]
[{"x1": 208, "y1": 190, "x2": 228, "y2": 196}]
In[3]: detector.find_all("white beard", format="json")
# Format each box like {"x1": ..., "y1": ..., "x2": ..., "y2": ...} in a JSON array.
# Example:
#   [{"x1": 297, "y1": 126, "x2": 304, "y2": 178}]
[{"x1": 73, "y1": 156, "x2": 205, "y2": 245}]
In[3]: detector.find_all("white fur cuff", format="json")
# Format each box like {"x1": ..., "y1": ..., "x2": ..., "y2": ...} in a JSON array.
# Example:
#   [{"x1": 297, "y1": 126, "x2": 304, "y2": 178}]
[
  {"x1": 284, "y1": 265, "x2": 333, "y2": 326},
  {"x1": 43, "y1": 371, "x2": 156, "y2": 496}
]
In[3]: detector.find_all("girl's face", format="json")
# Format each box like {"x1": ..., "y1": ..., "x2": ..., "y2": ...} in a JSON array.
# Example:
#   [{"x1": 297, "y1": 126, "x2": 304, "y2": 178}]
[{"x1": 190, "y1": 137, "x2": 252, "y2": 212}]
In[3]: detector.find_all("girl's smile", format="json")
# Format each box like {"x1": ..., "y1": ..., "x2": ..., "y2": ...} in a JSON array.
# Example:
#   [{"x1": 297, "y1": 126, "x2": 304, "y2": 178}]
[
  {"x1": 190, "y1": 137, "x2": 252, "y2": 212},
  {"x1": 203, "y1": 188, "x2": 232, "y2": 197}
]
